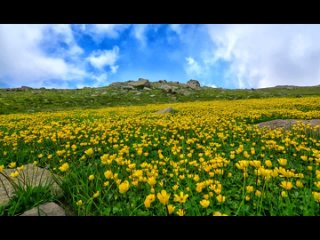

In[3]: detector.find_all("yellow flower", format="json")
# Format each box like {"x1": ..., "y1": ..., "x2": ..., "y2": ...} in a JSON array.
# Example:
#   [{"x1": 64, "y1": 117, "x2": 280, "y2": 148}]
[
  {"x1": 255, "y1": 190, "x2": 262, "y2": 197},
  {"x1": 314, "y1": 182, "x2": 320, "y2": 189},
  {"x1": 280, "y1": 181, "x2": 293, "y2": 190},
  {"x1": 312, "y1": 192, "x2": 320, "y2": 203},
  {"x1": 277, "y1": 158, "x2": 287, "y2": 166},
  {"x1": 104, "y1": 170, "x2": 113, "y2": 179},
  {"x1": 17, "y1": 165, "x2": 25, "y2": 171},
  {"x1": 216, "y1": 194, "x2": 226, "y2": 203},
  {"x1": 167, "y1": 205, "x2": 175, "y2": 215},
  {"x1": 174, "y1": 192, "x2": 189, "y2": 204},
  {"x1": 59, "y1": 163, "x2": 69, "y2": 172},
  {"x1": 296, "y1": 180, "x2": 304, "y2": 188},
  {"x1": 246, "y1": 186, "x2": 254, "y2": 193},
  {"x1": 199, "y1": 199, "x2": 210, "y2": 208},
  {"x1": 245, "y1": 195, "x2": 250, "y2": 201},
  {"x1": 307, "y1": 166, "x2": 313, "y2": 171},
  {"x1": 144, "y1": 194, "x2": 155, "y2": 208},
  {"x1": 300, "y1": 155, "x2": 308, "y2": 161},
  {"x1": 10, "y1": 170, "x2": 19, "y2": 178},
  {"x1": 103, "y1": 181, "x2": 110, "y2": 187},
  {"x1": 88, "y1": 175, "x2": 95, "y2": 181},
  {"x1": 176, "y1": 209, "x2": 185, "y2": 216},
  {"x1": 172, "y1": 184, "x2": 179, "y2": 191},
  {"x1": 76, "y1": 200, "x2": 83, "y2": 206},
  {"x1": 119, "y1": 180, "x2": 130, "y2": 194},
  {"x1": 157, "y1": 190, "x2": 170, "y2": 205},
  {"x1": 93, "y1": 191, "x2": 100, "y2": 198},
  {"x1": 8, "y1": 162, "x2": 16, "y2": 169},
  {"x1": 213, "y1": 211, "x2": 227, "y2": 216},
  {"x1": 85, "y1": 148, "x2": 94, "y2": 156},
  {"x1": 147, "y1": 177, "x2": 157, "y2": 186},
  {"x1": 0, "y1": 165, "x2": 4, "y2": 172},
  {"x1": 265, "y1": 160, "x2": 272, "y2": 167},
  {"x1": 203, "y1": 194, "x2": 209, "y2": 200},
  {"x1": 33, "y1": 161, "x2": 38, "y2": 166},
  {"x1": 281, "y1": 191, "x2": 288, "y2": 198}
]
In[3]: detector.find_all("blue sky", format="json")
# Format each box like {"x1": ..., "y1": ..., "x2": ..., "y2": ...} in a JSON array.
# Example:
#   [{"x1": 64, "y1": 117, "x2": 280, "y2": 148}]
[{"x1": 1, "y1": 24, "x2": 320, "y2": 89}]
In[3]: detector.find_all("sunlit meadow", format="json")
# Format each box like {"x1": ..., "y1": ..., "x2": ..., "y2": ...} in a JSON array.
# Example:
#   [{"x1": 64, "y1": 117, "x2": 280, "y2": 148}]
[{"x1": 1, "y1": 97, "x2": 320, "y2": 216}]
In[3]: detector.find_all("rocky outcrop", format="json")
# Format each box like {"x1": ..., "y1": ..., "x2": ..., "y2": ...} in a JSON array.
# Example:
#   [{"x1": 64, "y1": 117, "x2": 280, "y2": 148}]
[
  {"x1": 186, "y1": 80, "x2": 201, "y2": 89},
  {"x1": 159, "y1": 84, "x2": 178, "y2": 94},
  {"x1": 128, "y1": 78, "x2": 151, "y2": 88},
  {"x1": 0, "y1": 164, "x2": 63, "y2": 207},
  {"x1": 20, "y1": 202, "x2": 66, "y2": 216}
]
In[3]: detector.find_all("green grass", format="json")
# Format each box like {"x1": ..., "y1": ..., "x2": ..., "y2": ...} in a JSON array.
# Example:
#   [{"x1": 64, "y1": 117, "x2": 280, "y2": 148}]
[
  {"x1": 1, "y1": 85, "x2": 320, "y2": 114},
  {"x1": 0, "y1": 181, "x2": 58, "y2": 216}
]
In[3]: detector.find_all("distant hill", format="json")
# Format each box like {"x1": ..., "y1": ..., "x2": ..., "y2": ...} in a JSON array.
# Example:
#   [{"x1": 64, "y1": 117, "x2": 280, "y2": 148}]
[{"x1": 1, "y1": 78, "x2": 320, "y2": 114}]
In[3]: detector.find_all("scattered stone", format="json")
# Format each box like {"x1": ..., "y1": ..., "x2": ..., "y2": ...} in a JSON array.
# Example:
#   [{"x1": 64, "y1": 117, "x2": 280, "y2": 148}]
[
  {"x1": 143, "y1": 87, "x2": 151, "y2": 91},
  {"x1": 121, "y1": 85, "x2": 134, "y2": 90},
  {"x1": 150, "y1": 95, "x2": 156, "y2": 97},
  {"x1": 20, "y1": 202, "x2": 65, "y2": 216},
  {"x1": 156, "y1": 107, "x2": 175, "y2": 114},
  {"x1": 257, "y1": 119, "x2": 320, "y2": 132},
  {"x1": 0, "y1": 164, "x2": 63, "y2": 207},
  {"x1": 186, "y1": 79, "x2": 201, "y2": 89}
]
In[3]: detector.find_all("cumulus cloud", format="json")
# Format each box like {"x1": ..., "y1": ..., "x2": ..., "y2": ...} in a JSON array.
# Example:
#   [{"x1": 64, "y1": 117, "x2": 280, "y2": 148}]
[
  {"x1": 207, "y1": 24, "x2": 320, "y2": 88},
  {"x1": 185, "y1": 57, "x2": 203, "y2": 77},
  {"x1": 0, "y1": 24, "x2": 88, "y2": 88},
  {"x1": 87, "y1": 46, "x2": 119, "y2": 71}
]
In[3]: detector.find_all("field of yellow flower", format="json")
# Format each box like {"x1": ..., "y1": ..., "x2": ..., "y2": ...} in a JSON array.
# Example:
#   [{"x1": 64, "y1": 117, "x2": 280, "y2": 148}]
[{"x1": 1, "y1": 97, "x2": 320, "y2": 216}]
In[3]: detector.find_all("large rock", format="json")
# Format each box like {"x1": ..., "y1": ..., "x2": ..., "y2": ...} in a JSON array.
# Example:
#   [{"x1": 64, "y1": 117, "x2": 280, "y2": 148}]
[
  {"x1": 128, "y1": 78, "x2": 151, "y2": 88},
  {"x1": 186, "y1": 79, "x2": 201, "y2": 89},
  {"x1": 257, "y1": 119, "x2": 320, "y2": 132},
  {"x1": 0, "y1": 164, "x2": 63, "y2": 207},
  {"x1": 156, "y1": 107, "x2": 175, "y2": 114},
  {"x1": 158, "y1": 84, "x2": 178, "y2": 94},
  {"x1": 20, "y1": 202, "x2": 65, "y2": 216}
]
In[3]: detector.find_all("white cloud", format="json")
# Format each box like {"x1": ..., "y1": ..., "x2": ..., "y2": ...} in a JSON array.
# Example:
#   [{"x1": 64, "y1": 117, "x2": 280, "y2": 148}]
[
  {"x1": 207, "y1": 24, "x2": 320, "y2": 88},
  {"x1": 82, "y1": 24, "x2": 130, "y2": 42},
  {"x1": 0, "y1": 24, "x2": 87, "y2": 88},
  {"x1": 185, "y1": 57, "x2": 203, "y2": 77},
  {"x1": 87, "y1": 46, "x2": 119, "y2": 70},
  {"x1": 110, "y1": 65, "x2": 119, "y2": 74},
  {"x1": 131, "y1": 24, "x2": 149, "y2": 47}
]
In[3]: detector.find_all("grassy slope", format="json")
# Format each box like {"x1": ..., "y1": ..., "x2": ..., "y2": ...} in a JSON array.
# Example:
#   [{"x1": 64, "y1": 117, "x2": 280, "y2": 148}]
[{"x1": 0, "y1": 85, "x2": 320, "y2": 114}]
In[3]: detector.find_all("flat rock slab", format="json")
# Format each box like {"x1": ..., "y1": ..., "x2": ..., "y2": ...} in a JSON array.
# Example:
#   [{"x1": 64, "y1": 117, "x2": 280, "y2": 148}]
[
  {"x1": 0, "y1": 164, "x2": 63, "y2": 207},
  {"x1": 20, "y1": 202, "x2": 65, "y2": 216},
  {"x1": 156, "y1": 107, "x2": 175, "y2": 114},
  {"x1": 257, "y1": 119, "x2": 320, "y2": 131}
]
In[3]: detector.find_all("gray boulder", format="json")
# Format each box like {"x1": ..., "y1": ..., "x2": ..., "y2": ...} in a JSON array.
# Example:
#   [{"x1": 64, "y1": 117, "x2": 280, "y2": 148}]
[
  {"x1": 186, "y1": 79, "x2": 201, "y2": 89},
  {"x1": 0, "y1": 164, "x2": 63, "y2": 207},
  {"x1": 128, "y1": 78, "x2": 151, "y2": 88},
  {"x1": 156, "y1": 107, "x2": 175, "y2": 114},
  {"x1": 20, "y1": 202, "x2": 65, "y2": 216}
]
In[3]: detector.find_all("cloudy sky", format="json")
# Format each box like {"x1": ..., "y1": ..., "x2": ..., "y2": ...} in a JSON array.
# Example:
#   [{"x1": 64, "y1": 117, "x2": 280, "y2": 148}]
[{"x1": 1, "y1": 24, "x2": 320, "y2": 89}]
